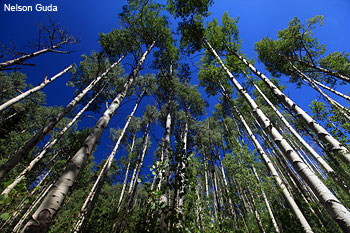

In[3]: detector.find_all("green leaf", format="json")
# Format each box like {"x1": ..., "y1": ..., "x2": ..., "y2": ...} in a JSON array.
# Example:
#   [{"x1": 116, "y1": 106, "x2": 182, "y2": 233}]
[
  {"x1": 5, "y1": 197, "x2": 12, "y2": 205},
  {"x1": 0, "y1": 213, "x2": 10, "y2": 221},
  {"x1": 151, "y1": 203, "x2": 156, "y2": 210}
]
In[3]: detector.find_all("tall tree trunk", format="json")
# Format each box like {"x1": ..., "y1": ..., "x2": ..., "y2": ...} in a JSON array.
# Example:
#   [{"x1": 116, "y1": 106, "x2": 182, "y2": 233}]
[
  {"x1": 12, "y1": 184, "x2": 53, "y2": 233},
  {"x1": 0, "y1": 55, "x2": 125, "y2": 180},
  {"x1": 125, "y1": 123, "x2": 150, "y2": 210},
  {"x1": 231, "y1": 175, "x2": 250, "y2": 214},
  {"x1": 281, "y1": 154, "x2": 327, "y2": 228},
  {"x1": 204, "y1": 163, "x2": 209, "y2": 200},
  {"x1": 218, "y1": 155, "x2": 236, "y2": 217},
  {"x1": 205, "y1": 40, "x2": 350, "y2": 232},
  {"x1": 159, "y1": 110, "x2": 172, "y2": 205},
  {"x1": 158, "y1": 64, "x2": 174, "y2": 207},
  {"x1": 203, "y1": 162, "x2": 212, "y2": 218},
  {"x1": 262, "y1": 86, "x2": 349, "y2": 194},
  {"x1": 128, "y1": 162, "x2": 138, "y2": 197},
  {"x1": 195, "y1": 185, "x2": 203, "y2": 231},
  {"x1": 283, "y1": 55, "x2": 350, "y2": 121},
  {"x1": 252, "y1": 167, "x2": 280, "y2": 233},
  {"x1": 21, "y1": 42, "x2": 154, "y2": 233},
  {"x1": 109, "y1": 148, "x2": 134, "y2": 233},
  {"x1": 1, "y1": 166, "x2": 52, "y2": 232},
  {"x1": 154, "y1": 141, "x2": 164, "y2": 191},
  {"x1": 260, "y1": 122, "x2": 321, "y2": 204},
  {"x1": 232, "y1": 51, "x2": 350, "y2": 165},
  {"x1": 6, "y1": 153, "x2": 63, "y2": 232},
  {"x1": 0, "y1": 41, "x2": 70, "y2": 70},
  {"x1": 247, "y1": 186, "x2": 265, "y2": 233},
  {"x1": 0, "y1": 65, "x2": 72, "y2": 113},
  {"x1": 116, "y1": 135, "x2": 136, "y2": 213},
  {"x1": 222, "y1": 73, "x2": 312, "y2": 231},
  {"x1": 230, "y1": 176, "x2": 251, "y2": 233},
  {"x1": 214, "y1": 149, "x2": 225, "y2": 208},
  {"x1": 176, "y1": 108, "x2": 189, "y2": 212},
  {"x1": 2, "y1": 86, "x2": 103, "y2": 196},
  {"x1": 158, "y1": 106, "x2": 172, "y2": 232},
  {"x1": 212, "y1": 167, "x2": 221, "y2": 215},
  {"x1": 210, "y1": 165, "x2": 219, "y2": 217},
  {"x1": 294, "y1": 58, "x2": 350, "y2": 84},
  {"x1": 312, "y1": 79, "x2": 350, "y2": 102},
  {"x1": 260, "y1": 121, "x2": 327, "y2": 228},
  {"x1": 251, "y1": 79, "x2": 336, "y2": 176},
  {"x1": 72, "y1": 91, "x2": 144, "y2": 233}
]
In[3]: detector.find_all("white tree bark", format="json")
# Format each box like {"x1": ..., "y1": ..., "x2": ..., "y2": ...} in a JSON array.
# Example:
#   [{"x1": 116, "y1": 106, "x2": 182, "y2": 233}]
[
  {"x1": 217, "y1": 155, "x2": 236, "y2": 217},
  {"x1": 21, "y1": 41, "x2": 154, "y2": 233},
  {"x1": 125, "y1": 123, "x2": 150, "y2": 209},
  {"x1": 158, "y1": 108, "x2": 172, "y2": 232},
  {"x1": 205, "y1": 40, "x2": 350, "y2": 232},
  {"x1": 232, "y1": 51, "x2": 350, "y2": 165},
  {"x1": 12, "y1": 184, "x2": 53, "y2": 233},
  {"x1": 0, "y1": 65, "x2": 72, "y2": 113},
  {"x1": 72, "y1": 91, "x2": 144, "y2": 233},
  {"x1": 247, "y1": 186, "x2": 265, "y2": 233},
  {"x1": 211, "y1": 167, "x2": 220, "y2": 216},
  {"x1": 254, "y1": 80, "x2": 350, "y2": 194},
  {"x1": 0, "y1": 40, "x2": 70, "y2": 70},
  {"x1": 1, "y1": 86, "x2": 103, "y2": 196},
  {"x1": 284, "y1": 56, "x2": 350, "y2": 121},
  {"x1": 176, "y1": 109, "x2": 189, "y2": 211},
  {"x1": 252, "y1": 167, "x2": 280, "y2": 233},
  {"x1": 204, "y1": 163, "x2": 209, "y2": 200},
  {"x1": 110, "y1": 135, "x2": 136, "y2": 232},
  {"x1": 159, "y1": 110, "x2": 172, "y2": 205},
  {"x1": 252, "y1": 80, "x2": 334, "y2": 174},
  {"x1": 233, "y1": 104, "x2": 313, "y2": 232},
  {"x1": 295, "y1": 58, "x2": 350, "y2": 84},
  {"x1": 0, "y1": 55, "x2": 125, "y2": 180},
  {"x1": 116, "y1": 134, "x2": 136, "y2": 212},
  {"x1": 312, "y1": 79, "x2": 350, "y2": 102}
]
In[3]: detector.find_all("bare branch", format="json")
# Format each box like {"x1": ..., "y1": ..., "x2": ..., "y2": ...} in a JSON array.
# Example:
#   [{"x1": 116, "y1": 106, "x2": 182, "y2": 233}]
[
  {"x1": 50, "y1": 50, "x2": 71, "y2": 54},
  {"x1": 0, "y1": 20, "x2": 77, "y2": 71}
]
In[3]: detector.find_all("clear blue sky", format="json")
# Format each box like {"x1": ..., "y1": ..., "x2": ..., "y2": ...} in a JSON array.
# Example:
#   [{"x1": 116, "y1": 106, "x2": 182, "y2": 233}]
[{"x1": 1, "y1": 0, "x2": 349, "y2": 169}]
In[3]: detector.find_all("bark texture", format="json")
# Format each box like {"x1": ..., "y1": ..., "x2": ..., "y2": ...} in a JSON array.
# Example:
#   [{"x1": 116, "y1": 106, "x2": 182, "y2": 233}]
[
  {"x1": 232, "y1": 51, "x2": 350, "y2": 165},
  {"x1": 21, "y1": 42, "x2": 154, "y2": 233},
  {"x1": 0, "y1": 55, "x2": 124, "y2": 180},
  {"x1": 0, "y1": 65, "x2": 72, "y2": 113},
  {"x1": 233, "y1": 104, "x2": 312, "y2": 232},
  {"x1": 0, "y1": 40, "x2": 71, "y2": 70},
  {"x1": 2, "y1": 86, "x2": 103, "y2": 196},
  {"x1": 205, "y1": 40, "x2": 350, "y2": 232},
  {"x1": 72, "y1": 92, "x2": 143, "y2": 233}
]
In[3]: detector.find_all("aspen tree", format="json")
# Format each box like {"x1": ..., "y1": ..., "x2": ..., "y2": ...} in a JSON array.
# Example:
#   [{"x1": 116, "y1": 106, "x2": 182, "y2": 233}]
[
  {"x1": 72, "y1": 91, "x2": 144, "y2": 233},
  {"x1": 252, "y1": 167, "x2": 280, "y2": 233},
  {"x1": 2, "y1": 85, "x2": 104, "y2": 196},
  {"x1": 125, "y1": 123, "x2": 151, "y2": 210},
  {"x1": 231, "y1": 103, "x2": 313, "y2": 232},
  {"x1": 0, "y1": 56, "x2": 124, "y2": 180},
  {"x1": 204, "y1": 38, "x2": 350, "y2": 232},
  {"x1": 0, "y1": 65, "x2": 72, "y2": 113},
  {"x1": 251, "y1": 79, "x2": 350, "y2": 195},
  {"x1": 0, "y1": 22, "x2": 76, "y2": 70},
  {"x1": 233, "y1": 51, "x2": 350, "y2": 165},
  {"x1": 312, "y1": 79, "x2": 350, "y2": 102},
  {"x1": 21, "y1": 41, "x2": 155, "y2": 233},
  {"x1": 281, "y1": 54, "x2": 350, "y2": 121},
  {"x1": 116, "y1": 135, "x2": 136, "y2": 212}
]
